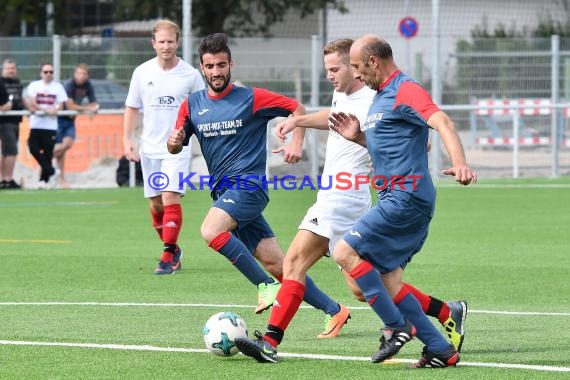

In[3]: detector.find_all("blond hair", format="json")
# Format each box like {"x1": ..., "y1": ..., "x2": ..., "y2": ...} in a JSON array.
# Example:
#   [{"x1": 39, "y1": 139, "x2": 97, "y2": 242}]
[
  {"x1": 152, "y1": 19, "x2": 180, "y2": 41},
  {"x1": 323, "y1": 39, "x2": 353, "y2": 65}
]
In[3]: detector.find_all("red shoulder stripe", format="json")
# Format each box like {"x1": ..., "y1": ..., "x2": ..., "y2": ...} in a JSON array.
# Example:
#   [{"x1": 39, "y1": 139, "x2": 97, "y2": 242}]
[{"x1": 394, "y1": 81, "x2": 440, "y2": 121}]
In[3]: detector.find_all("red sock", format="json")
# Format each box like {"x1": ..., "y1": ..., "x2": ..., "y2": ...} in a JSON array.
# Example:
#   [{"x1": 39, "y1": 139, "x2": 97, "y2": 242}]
[
  {"x1": 401, "y1": 283, "x2": 450, "y2": 323},
  {"x1": 150, "y1": 208, "x2": 163, "y2": 240},
  {"x1": 161, "y1": 251, "x2": 174, "y2": 263},
  {"x1": 438, "y1": 302, "x2": 451, "y2": 324},
  {"x1": 162, "y1": 204, "x2": 182, "y2": 247},
  {"x1": 401, "y1": 282, "x2": 431, "y2": 312},
  {"x1": 265, "y1": 279, "x2": 305, "y2": 347}
]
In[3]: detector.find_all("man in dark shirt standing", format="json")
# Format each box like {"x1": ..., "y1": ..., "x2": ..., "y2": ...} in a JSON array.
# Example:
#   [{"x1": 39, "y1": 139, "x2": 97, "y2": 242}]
[
  {"x1": 0, "y1": 58, "x2": 25, "y2": 189},
  {"x1": 54, "y1": 63, "x2": 99, "y2": 187}
]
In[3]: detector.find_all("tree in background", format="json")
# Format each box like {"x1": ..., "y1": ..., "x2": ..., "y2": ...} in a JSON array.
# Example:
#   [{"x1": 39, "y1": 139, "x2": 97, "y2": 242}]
[{"x1": 0, "y1": 0, "x2": 347, "y2": 37}]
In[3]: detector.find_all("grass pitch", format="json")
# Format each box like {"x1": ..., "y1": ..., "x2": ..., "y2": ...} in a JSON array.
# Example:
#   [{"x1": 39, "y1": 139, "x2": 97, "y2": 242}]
[{"x1": 1, "y1": 177, "x2": 569, "y2": 379}]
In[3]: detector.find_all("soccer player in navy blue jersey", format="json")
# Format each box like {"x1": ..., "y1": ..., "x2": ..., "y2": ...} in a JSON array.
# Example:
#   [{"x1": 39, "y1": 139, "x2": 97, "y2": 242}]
[
  {"x1": 327, "y1": 35, "x2": 477, "y2": 368},
  {"x1": 167, "y1": 33, "x2": 350, "y2": 333}
]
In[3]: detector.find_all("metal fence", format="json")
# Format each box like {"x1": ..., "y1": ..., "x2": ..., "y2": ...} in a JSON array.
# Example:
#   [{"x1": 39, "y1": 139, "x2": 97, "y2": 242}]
[{"x1": 2, "y1": 35, "x2": 570, "y2": 187}]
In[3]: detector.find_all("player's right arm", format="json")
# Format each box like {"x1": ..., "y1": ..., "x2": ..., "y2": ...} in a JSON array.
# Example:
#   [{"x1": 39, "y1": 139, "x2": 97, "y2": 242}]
[
  {"x1": 275, "y1": 107, "x2": 330, "y2": 142},
  {"x1": 123, "y1": 106, "x2": 140, "y2": 162},
  {"x1": 167, "y1": 98, "x2": 191, "y2": 154}
]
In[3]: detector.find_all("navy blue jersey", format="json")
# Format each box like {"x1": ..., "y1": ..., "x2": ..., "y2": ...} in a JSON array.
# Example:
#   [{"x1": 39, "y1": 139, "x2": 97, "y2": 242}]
[
  {"x1": 363, "y1": 70, "x2": 440, "y2": 216},
  {"x1": 175, "y1": 84, "x2": 298, "y2": 191}
]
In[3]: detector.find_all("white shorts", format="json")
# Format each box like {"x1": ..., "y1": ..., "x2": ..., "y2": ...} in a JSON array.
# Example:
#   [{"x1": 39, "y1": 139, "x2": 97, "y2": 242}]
[
  {"x1": 140, "y1": 148, "x2": 192, "y2": 198},
  {"x1": 298, "y1": 193, "x2": 371, "y2": 256}
]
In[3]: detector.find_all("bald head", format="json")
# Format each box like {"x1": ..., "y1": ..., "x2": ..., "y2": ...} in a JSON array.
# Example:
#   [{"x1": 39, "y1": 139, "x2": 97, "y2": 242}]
[
  {"x1": 349, "y1": 35, "x2": 396, "y2": 90},
  {"x1": 352, "y1": 34, "x2": 393, "y2": 61}
]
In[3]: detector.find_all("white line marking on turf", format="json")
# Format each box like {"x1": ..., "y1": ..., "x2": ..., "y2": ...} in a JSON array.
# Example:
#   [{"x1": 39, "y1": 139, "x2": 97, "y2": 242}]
[
  {"x1": 0, "y1": 302, "x2": 568, "y2": 316},
  {"x1": 0, "y1": 340, "x2": 569, "y2": 372},
  {"x1": 436, "y1": 183, "x2": 570, "y2": 189}
]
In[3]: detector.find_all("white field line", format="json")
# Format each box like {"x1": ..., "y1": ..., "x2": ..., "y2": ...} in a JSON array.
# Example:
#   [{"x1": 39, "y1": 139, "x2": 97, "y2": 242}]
[
  {"x1": 435, "y1": 183, "x2": 570, "y2": 188},
  {"x1": 0, "y1": 340, "x2": 569, "y2": 373},
  {"x1": 0, "y1": 301, "x2": 569, "y2": 316}
]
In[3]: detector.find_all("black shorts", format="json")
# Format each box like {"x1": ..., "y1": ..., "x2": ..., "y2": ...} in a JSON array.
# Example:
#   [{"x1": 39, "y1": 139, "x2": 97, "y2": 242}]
[{"x1": 0, "y1": 121, "x2": 19, "y2": 156}]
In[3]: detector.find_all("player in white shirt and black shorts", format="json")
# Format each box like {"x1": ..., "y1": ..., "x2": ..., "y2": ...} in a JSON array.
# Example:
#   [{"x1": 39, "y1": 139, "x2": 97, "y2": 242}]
[{"x1": 123, "y1": 19, "x2": 205, "y2": 275}]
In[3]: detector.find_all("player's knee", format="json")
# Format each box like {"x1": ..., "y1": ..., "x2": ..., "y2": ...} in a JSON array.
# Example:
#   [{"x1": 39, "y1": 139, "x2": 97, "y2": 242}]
[
  {"x1": 149, "y1": 203, "x2": 163, "y2": 215},
  {"x1": 200, "y1": 224, "x2": 220, "y2": 244}
]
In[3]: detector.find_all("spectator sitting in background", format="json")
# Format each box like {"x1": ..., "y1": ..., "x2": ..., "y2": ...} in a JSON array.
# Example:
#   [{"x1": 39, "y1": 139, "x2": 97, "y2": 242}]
[{"x1": 54, "y1": 63, "x2": 99, "y2": 188}]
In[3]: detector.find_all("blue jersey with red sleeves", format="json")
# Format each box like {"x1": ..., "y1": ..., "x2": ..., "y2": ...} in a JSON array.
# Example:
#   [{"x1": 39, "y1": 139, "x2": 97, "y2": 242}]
[
  {"x1": 175, "y1": 83, "x2": 298, "y2": 191},
  {"x1": 363, "y1": 70, "x2": 440, "y2": 216}
]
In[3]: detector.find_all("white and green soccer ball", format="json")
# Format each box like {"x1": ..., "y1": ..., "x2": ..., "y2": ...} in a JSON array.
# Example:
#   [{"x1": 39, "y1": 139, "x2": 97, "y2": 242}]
[{"x1": 203, "y1": 312, "x2": 248, "y2": 357}]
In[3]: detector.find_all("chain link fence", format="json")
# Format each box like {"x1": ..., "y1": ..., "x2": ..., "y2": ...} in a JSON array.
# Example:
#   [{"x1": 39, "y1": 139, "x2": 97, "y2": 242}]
[{"x1": 2, "y1": 35, "x2": 570, "y2": 188}]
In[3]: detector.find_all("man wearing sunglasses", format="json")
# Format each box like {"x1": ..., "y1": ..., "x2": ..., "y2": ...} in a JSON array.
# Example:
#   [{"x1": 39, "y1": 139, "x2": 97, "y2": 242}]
[{"x1": 25, "y1": 63, "x2": 68, "y2": 188}]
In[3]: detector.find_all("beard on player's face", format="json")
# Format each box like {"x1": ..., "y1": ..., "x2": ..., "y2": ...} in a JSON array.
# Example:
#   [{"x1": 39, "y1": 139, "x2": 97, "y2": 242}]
[{"x1": 207, "y1": 71, "x2": 232, "y2": 93}]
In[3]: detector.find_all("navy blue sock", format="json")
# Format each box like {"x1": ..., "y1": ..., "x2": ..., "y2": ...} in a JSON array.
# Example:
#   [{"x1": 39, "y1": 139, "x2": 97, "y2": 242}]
[
  {"x1": 210, "y1": 232, "x2": 273, "y2": 286},
  {"x1": 349, "y1": 261, "x2": 405, "y2": 327},
  {"x1": 303, "y1": 275, "x2": 341, "y2": 316},
  {"x1": 395, "y1": 292, "x2": 450, "y2": 353}
]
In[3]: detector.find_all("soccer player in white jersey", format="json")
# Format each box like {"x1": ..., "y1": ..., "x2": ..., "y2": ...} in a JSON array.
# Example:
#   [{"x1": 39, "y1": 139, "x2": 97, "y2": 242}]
[
  {"x1": 123, "y1": 19, "x2": 205, "y2": 274},
  {"x1": 235, "y1": 39, "x2": 467, "y2": 363}
]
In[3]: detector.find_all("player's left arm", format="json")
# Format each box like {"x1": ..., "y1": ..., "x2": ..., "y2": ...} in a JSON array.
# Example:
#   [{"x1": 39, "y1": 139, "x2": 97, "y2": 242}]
[
  {"x1": 397, "y1": 81, "x2": 476, "y2": 185},
  {"x1": 427, "y1": 111, "x2": 476, "y2": 185}
]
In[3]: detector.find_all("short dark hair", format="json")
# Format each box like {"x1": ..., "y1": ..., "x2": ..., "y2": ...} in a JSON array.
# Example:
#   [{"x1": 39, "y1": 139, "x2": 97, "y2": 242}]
[{"x1": 199, "y1": 33, "x2": 232, "y2": 63}]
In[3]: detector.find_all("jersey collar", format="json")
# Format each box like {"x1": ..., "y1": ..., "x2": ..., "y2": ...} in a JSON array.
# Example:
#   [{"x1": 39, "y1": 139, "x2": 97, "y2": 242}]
[
  {"x1": 378, "y1": 69, "x2": 401, "y2": 91},
  {"x1": 208, "y1": 83, "x2": 234, "y2": 99}
]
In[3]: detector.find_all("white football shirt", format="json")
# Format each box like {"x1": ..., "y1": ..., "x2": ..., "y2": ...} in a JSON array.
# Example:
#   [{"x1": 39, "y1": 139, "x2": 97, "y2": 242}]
[
  {"x1": 318, "y1": 86, "x2": 374, "y2": 200},
  {"x1": 125, "y1": 57, "x2": 205, "y2": 157},
  {"x1": 26, "y1": 80, "x2": 69, "y2": 131}
]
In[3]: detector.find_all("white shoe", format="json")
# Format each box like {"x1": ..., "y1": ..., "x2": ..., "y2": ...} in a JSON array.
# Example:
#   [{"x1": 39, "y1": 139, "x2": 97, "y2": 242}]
[{"x1": 37, "y1": 181, "x2": 47, "y2": 190}]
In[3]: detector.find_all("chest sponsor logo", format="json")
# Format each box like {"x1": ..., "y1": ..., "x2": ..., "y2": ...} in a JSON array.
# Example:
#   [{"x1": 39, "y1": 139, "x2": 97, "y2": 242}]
[
  {"x1": 197, "y1": 118, "x2": 243, "y2": 138},
  {"x1": 362, "y1": 112, "x2": 383, "y2": 131},
  {"x1": 154, "y1": 96, "x2": 175, "y2": 105}
]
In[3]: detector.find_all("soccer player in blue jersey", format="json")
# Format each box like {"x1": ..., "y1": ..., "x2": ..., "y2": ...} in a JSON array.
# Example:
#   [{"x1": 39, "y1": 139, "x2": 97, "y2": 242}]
[
  {"x1": 167, "y1": 33, "x2": 350, "y2": 334},
  {"x1": 326, "y1": 35, "x2": 477, "y2": 368}
]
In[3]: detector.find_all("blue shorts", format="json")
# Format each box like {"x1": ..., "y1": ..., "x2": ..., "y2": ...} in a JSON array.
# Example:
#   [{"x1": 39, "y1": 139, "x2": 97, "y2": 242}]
[
  {"x1": 56, "y1": 117, "x2": 76, "y2": 143},
  {"x1": 343, "y1": 191, "x2": 431, "y2": 274},
  {"x1": 213, "y1": 187, "x2": 274, "y2": 253}
]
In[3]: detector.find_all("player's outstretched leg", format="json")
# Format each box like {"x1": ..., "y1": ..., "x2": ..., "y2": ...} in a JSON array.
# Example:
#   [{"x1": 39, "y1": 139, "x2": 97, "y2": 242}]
[
  {"x1": 235, "y1": 330, "x2": 278, "y2": 363},
  {"x1": 400, "y1": 283, "x2": 468, "y2": 352}
]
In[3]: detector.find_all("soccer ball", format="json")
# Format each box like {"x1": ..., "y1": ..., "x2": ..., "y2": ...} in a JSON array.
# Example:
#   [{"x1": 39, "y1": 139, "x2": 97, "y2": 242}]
[{"x1": 203, "y1": 312, "x2": 248, "y2": 357}]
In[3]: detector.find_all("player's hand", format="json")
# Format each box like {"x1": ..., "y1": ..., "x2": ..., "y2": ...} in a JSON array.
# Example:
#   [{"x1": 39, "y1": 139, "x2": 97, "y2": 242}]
[
  {"x1": 328, "y1": 112, "x2": 366, "y2": 146},
  {"x1": 275, "y1": 117, "x2": 297, "y2": 143},
  {"x1": 442, "y1": 165, "x2": 478, "y2": 185},
  {"x1": 167, "y1": 127, "x2": 185, "y2": 155},
  {"x1": 123, "y1": 139, "x2": 140, "y2": 162},
  {"x1": 273, "y1": 143, "x2": 302, "y2": 164}
]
